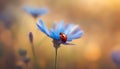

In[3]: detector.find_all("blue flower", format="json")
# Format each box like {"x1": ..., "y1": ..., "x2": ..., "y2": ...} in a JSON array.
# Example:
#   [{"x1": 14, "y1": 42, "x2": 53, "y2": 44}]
[
  {"x1": 23, "y1": 6, "x2": 48, "y2": 18},
  {"x1": 111, "y1": 50, "x2": 120, "y2": 65},
  {"x1": 36, "y1": 19, "x2": 83, "y2": 48}
]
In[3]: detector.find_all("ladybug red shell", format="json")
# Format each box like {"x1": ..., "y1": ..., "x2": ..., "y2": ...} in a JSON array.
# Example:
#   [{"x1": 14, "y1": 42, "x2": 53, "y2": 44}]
[{"x1": 60, "y1": 32, "x2": 67, "y2": 43}]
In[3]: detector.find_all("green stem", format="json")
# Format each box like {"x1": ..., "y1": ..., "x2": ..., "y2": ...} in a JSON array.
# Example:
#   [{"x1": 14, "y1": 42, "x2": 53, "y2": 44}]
[
  {"x1": 54, "y1": 48, "x2": 58, "y2": 69},
  {"x1": 31, "y1": 43, "x2": 36, "y2": 59},
  {"x1": 31, "y1": 43, "x2": 40, "y2": 69},
  {"x1": 26, "y1": 63, "x2": 29, "y2": 69}
]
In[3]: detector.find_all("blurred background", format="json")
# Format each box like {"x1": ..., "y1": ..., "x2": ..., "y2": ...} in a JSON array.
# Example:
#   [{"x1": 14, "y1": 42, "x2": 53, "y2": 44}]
[{"x1": 0, "y1": 0, "x2": 120, "y2": 69}]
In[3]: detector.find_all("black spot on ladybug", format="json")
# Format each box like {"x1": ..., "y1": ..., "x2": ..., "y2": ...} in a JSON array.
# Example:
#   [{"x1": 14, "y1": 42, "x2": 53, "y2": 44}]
[{"x1": 60, "y1": 32, "x2": 67, "y2": 43}]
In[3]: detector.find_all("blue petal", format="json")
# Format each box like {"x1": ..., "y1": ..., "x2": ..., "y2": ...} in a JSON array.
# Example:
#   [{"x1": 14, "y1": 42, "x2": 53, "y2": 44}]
[
  {"x1": 67, "y1": 31, "x2": 83, "y2": 40},
  {"x1": 68, "y1": 25, "x2": 79, "y2": 35},
  {"x1": 23, "y1": 6, "x2": 32, "y2": 13},
  {"x1": 71, "y1": 28, "x2": 81, "y2": 35},
  {"x1": 38, "y1": 7, "x2": 48, "y2": 14},
  {"x1": 37, "y1": 24, "x2": 49, "y2": 36},
  {"x1": 23, "y1": 6, "x2": 48, "y2": 17},
  {"x1": 50, "y1": 21, "x2": 64, "y2": 40},
  {"x1": 24, "y1": 6, "x2": 36, "y2": 15},
  {"x1": 55, "y1": 20, "x2": 64, "y2": 35},
  {"x1": 37, "y1": 19, "x2": 50, "y2": 36},
  {"x1": 51, "y1": 21, "x2": 57, "y2": 31},
  {"x1": 31, "y1": 8, "x2": 48, "y2": 16},
  {"x1": 49, "y1": 29, "x2": 60, "y2": 40},
  {"x1": 64, "y1": 24, "x2": 74, "y2": 35},
  {"x1": 62, "y1": 42, "x2": 75, "y2": 45}
]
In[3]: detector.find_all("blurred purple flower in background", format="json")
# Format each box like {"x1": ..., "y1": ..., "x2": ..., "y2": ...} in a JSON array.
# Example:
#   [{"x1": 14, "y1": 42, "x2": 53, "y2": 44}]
[
  {"x1": 21, "y1": 56, "x2": 30, "y2": 64},
  {"x1": 23, "y1": 6, "x2": 48, "y2": 18},
  {"x1": 111, "y1": 50, "x2": 120, "y2": 65},
  {"x1": 18, "y1": 48, "x2": 30, "y2": 69},
  {"x1": 0, "y1": 11, "x2": 15, "y2": 29}
]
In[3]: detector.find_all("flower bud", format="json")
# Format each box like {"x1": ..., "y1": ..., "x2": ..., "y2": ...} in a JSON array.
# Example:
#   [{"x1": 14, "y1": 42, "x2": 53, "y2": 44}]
[
  {"x1": 29, "y1": 32, "x2": 33, "y2": 43},
  {"x1": 22, "y1": 56, "x2": 30, "y2": 64},
  {"x1": 19, "y1": 48, "x2": 27, "y2": 57}
]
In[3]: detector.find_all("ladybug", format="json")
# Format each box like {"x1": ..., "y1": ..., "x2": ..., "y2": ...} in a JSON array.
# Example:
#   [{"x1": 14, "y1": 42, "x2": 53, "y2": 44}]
[{"x1": 60, "y1": 32, "x2": 67, "y2": 43}]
